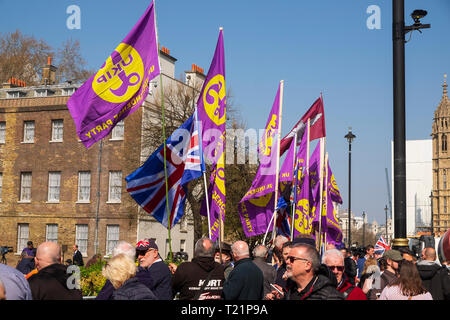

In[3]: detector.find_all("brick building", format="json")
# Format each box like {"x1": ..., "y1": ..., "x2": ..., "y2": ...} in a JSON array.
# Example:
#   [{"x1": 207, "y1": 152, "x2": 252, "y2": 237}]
[{"x1": 0, "y1": 48, "x2": 204, "y2": 266}]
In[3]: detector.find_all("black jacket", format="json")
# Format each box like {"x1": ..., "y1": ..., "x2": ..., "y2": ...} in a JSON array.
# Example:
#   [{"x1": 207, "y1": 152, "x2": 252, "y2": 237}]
[
  {"x1": 73, "y1": 250, "x2": 84, "y2": 267},
  {"x1": 286, "y1": 274, "x2": 344, "y2": 300},
  {"x1": 417, "y1": 262, "x2": 449, "y2": 300},
  {"x1": 172, "y1": 256, "x2": 225, "y2": 300},
  {"x1": 28, "y1": 264, "x2": 82, "y2": 300},
  {"x1": 96, "y1": 266, "x2": 157, "y2": 300},
  {"x1": 222, "y1": 257, "x2": 264, "y2": 300},
  {"x1": 111, "y1": 277, "x2": 157, "y2": 300}
]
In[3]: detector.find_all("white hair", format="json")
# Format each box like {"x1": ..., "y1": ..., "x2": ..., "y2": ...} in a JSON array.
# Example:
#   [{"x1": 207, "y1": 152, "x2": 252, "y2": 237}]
[
  {"x1": 322, "y1": 248, "x2": 344, "y2": 264},
  {"x1": 252, "y1": 245, "x2": 268, "y2": 258},
  {"x1": 112, "y1": 241, "x2": 136, "y2": 261},
  {"x1": 274, "y1": 235, "x2": 288, "y2": 249}
]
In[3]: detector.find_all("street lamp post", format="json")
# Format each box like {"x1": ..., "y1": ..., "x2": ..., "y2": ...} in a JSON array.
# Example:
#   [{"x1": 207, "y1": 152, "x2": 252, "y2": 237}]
[
  {"x1": 362, "y1": 211, "x2": 366, "y2": 247},
  {"x1": 345, "y1": 127, "x2": 356, "y2": 248},
  {"x1": 392, "y1": 0, "x2": 430, "y2": 250}
]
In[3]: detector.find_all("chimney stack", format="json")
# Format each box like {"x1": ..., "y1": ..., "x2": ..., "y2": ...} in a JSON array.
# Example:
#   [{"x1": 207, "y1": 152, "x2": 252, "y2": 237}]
[
  {"x1": 161, "y1": 46, "x2": 170, "y2": 56},
  {"x1": 41, "y1": 55, "x2": 57, "y2": 85},
  {"x1": 2, "y1": 77, "x2": 26, "y2": 89}
]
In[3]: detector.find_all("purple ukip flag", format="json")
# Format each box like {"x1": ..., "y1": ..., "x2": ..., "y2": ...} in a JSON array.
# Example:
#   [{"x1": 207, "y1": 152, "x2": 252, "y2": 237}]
[
  {"x1": 324, "y1": 158, "x2": 343, "y2": 243},
  {"x1": 67, "y1": 1, "x2": 160, "y2": 149},
  {"x1": 279, "y1": 136, "x2": 296, "y2": 183},
  {"x1": 293, "y1": 171, "x2": 314, "y2": 238},
  {"x1": 238, "y1": 82, "x2": 282, "y2": 237},
  {"x1": 197, "y1": 29, "x2": 226, "y2": 242},
  {"x1": 328, "y1": 160, "x2": 343, "y2": 204}
]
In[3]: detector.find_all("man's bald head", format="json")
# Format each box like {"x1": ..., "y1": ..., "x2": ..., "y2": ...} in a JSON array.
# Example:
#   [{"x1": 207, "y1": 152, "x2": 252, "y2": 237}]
[
  {"x1": 231, "y1": 241, "x2": 249, "y2": 261},
  {"x1": 35, "y1": 242, "x2": 61, "y2": 270},
  {"x1": 423, "y1": 247, "x2": 436, "y2": 261}
]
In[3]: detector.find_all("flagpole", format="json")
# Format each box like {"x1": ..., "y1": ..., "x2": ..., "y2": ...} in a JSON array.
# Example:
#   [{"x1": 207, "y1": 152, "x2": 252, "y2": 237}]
[
  {"x1": 154, "y1": 0, "x2": 173, "y2": 261},
  {"x1": 263, "y1": 210, "x2": 277, "y2": 246},
  {"x1": 316, "y1": 137, "x2": 326, "y2": 251},
  {"x1": 272, "y1": 80, "x2": 284, "y2": 244},
  {"x1": 290, "y1": 130, "x2": 298, "y2": 240},
  {"x1": 219, "y1": 26, "x2": 225, "y2": 249},
  {"x1": 191, "y1": 78, "x2": 212, "y2": 239}
]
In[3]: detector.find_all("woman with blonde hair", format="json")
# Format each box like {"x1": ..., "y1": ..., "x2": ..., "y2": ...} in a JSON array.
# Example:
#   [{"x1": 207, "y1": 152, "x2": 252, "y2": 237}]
[{"x1": 102, "y1": 254, "x2": 155, "y2": 300}]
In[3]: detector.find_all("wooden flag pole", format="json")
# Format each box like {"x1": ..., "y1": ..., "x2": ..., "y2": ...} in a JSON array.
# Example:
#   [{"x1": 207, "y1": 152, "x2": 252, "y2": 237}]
[
  {"x1": 219, "y1": 26, "x2": 225, "y2": 250},
  {"x1": 290, "y1": 130, "x2": 298, "y2": 240},
  {"x1": 154, "y1": 0, "x2": 173, "y2": 261},
  {"x1": 272, "y1": 80, "x2": 284, "y2": 245},
  {"x1": 316, "y1": 137, "x2": 326, "y2": 251}
]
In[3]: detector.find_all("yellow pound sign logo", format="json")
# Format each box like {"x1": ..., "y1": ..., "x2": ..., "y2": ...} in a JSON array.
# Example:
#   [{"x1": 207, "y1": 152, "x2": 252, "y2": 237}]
[
  {"x1": 92, "y1": 43, "x2": 144, "y2": 103},
  {"x1": 203, "y1": 74, "x2": 226, "y2": 126}
]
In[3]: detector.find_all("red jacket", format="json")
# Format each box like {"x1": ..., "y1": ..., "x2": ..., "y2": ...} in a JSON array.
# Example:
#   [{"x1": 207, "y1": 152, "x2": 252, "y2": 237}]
[{"x1": 337, "y1": 278, "x2": 367, "y2": 300}]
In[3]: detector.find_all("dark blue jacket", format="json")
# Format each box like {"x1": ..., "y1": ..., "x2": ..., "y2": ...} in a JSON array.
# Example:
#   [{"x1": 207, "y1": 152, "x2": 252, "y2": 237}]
[
  {"x1": 222, "y1": 257, "x2": 264, "y2": 300},
  {"x1": 96, "y1": 267, "x2": 156, "y2": 300},
  {"x1": 112, "y1": 278, "x2": 157, "y2": 300},
  {"x1": 147, "y1": 260, "x2": 173, "y2": 300}
]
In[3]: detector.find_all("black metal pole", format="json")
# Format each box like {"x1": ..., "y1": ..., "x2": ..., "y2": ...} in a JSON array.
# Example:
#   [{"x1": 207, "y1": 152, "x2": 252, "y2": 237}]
[
  {"x1": 362, "y1": 212, "x2": 366, "y2": 247},
  {"x1": 392, "y1": 0, "x2": 408, "y2": 249},
  {"x1": 348, "y1": 141, "x2": 352, "y2": 248}
]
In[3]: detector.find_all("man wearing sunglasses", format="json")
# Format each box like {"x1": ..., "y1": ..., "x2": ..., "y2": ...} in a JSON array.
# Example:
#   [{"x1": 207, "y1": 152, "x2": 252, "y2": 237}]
[
  {"x1": 136, "y1": 239, "x2": 172, "y2": 300},
  {"x1": 267, "y1": 243, "x2": 344, "y2": 300},
  {"x1": 323, "y1": 249, "x2": 367, "y2": 300}
]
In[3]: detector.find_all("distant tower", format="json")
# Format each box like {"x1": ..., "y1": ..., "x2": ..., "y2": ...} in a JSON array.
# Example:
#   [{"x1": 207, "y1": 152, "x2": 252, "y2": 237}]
[{"x1": 432, "y1": 74, "x2": 450, "y2": 237}]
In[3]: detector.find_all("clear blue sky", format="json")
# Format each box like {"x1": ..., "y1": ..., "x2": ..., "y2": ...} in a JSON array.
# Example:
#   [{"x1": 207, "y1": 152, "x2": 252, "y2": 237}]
[{"x1": 1, "y1": 0, "x2": 449, "y2": 227}]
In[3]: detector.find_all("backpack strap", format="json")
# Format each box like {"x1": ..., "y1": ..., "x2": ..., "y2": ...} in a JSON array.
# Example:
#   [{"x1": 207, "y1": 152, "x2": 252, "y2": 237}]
[{"x1": 342, "y1": 285, "x2": 355, "y2": 299}]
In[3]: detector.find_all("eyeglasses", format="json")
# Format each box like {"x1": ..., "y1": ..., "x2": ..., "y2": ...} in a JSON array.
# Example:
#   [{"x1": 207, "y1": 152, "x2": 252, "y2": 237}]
[
  {"x1": 328, "y1": 265, "x2": 344, "y2": 272},
  {"x1": 136, "y1": 250, "x2": 149, "y2": 257},
  {"x1": 286, "y1": 256, "x2": 309, "y2": 264}
]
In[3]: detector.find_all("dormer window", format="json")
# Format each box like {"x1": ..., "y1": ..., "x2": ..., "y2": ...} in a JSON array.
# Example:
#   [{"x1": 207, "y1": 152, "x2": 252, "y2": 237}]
[
  {"x1": 6, "y1": 91, "x2": 25, "y2": 98},
  {"x1": 34, "y1": 89, "x2": 54, "y2": 97},
  {"x1": 62, "y1": 87, "x2": 76, "y2": 96}
]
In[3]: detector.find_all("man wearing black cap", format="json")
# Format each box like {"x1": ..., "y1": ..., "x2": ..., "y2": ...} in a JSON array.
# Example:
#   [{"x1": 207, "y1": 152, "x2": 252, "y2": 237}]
[
  {"x1": 136, "y1": 238, "x2": 172, "y2": 300},
  {"x1": 214, "y1": 242, "x2": 233, "y2": 280}
]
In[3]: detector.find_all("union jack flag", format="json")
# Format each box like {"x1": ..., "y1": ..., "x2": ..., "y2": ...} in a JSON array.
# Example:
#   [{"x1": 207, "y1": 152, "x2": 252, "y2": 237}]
[
  {"x1": 126, "y1": 112, "x2": 204, "y2": 228},
  {"x1": 375, "y1": 235, "x2": 391, "y2": 254},
  {"x1": 275, "y1": 197, "x2": 291, "y2": 240}
]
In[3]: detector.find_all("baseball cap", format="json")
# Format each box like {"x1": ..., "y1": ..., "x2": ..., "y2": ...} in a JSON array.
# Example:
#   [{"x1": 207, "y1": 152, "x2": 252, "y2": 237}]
[
  {"x1": 215, "y1": 242, "x2": 232, "y2": 253},
  {"x1": 292, "y1": 236, "x2": 316, "y2": 247},
  {"x1": 383, "y1": 249, "x2": 403, "y2": 262},
  {"x1": 136, "y1": 238, "x2": 158, "y2": 251}
]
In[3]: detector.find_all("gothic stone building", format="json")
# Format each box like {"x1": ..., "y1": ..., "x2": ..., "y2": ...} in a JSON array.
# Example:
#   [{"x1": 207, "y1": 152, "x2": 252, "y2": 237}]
[{"x1": 432, "y1": 75, "x2": 450, "y2": 237}]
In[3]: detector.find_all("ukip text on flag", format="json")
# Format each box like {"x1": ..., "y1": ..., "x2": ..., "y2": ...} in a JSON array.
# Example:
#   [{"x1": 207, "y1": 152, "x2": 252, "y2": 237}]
[
  {"x1": 197, "y1": 29, "x2": 226, "y2": 242},
  {"x1": 238, "y1": 82, "x2": 282, "y2": 238},
  {"x1": 67, "y1": 1, "x2": 160, "y2": 149}
]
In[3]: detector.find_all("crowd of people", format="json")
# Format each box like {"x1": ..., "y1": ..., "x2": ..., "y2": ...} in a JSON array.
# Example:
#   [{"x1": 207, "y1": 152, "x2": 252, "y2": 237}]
[{"x1": 0, "y1": 234, "x2": 449, "y2": 300}]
